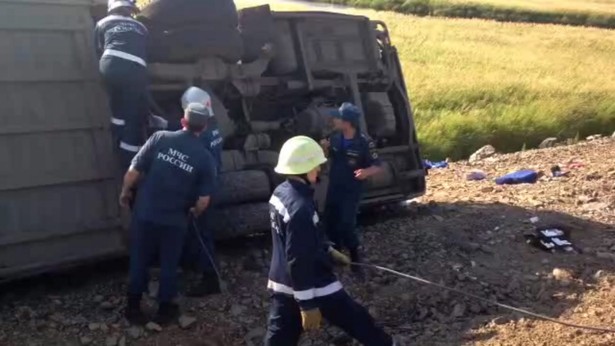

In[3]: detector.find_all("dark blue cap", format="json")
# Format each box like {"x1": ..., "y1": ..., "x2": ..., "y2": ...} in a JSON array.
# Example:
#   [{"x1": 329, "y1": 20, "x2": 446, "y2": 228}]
[
  {"x1": 184, "y1": 102, "x2": 209, "y2": 127},
  {"x1": 330, "y1": 102, "x2": 361, "y2": 124}
]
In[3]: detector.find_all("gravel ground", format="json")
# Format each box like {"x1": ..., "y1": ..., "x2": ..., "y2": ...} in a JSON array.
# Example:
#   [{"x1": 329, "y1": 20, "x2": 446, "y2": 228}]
[{"x1": 0, "y1": 136, "x2": 614, "y2": 346}]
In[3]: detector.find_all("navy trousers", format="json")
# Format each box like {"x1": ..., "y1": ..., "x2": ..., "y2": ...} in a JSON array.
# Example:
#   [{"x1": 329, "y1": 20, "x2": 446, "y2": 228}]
[
  {"x1": 183, "y1": 211, "x2": 218, "y2": 274},
  {"x1": 99, "y1": 56, "x2": 148, "y2": 169},
  {"x1": 324, "y1": 188, "x2": 362, "y2": 251},
  {"x1": 264, "y1": 291, "x2": 392, "y2": 346},
  {"x1": 128, "y1": 219, "x2": 187, "y2": 303}
]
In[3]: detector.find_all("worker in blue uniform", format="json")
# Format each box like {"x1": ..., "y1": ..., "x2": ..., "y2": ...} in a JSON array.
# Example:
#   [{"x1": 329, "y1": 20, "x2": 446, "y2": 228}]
[
  {"x1": 265, "y1": 136, "x2": 398, "y2": 346},
  {"x1": 322, "y1": 102, "x2": 383, "y2": 276},
  {"x1": 119, "y1": 103, "x2": 217, "y2": 325},
  {"x1": 181, "y1": 87, "x2": 224, "y2": 173},
  {"x1": 95, "y1": 0, "x2": 149, "y2": 169},
  {"x1": 179, "y1": 87, "x2": 224, "y2": 297}
]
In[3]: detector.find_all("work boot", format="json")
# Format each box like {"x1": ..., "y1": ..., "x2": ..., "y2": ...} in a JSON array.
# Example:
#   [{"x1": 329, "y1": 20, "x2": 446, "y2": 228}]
[
  {"x1": 154, "y1": 302, "x2": 180, "y2": 326},
  {"x1": 186, "y1": 272, "x2": 221, "y2": 297},
  {"x1": 124, "y1": 294, "x2": 148, "y2": 326},
  {"x1": 349, "y1": 248, "x2": 365, "y2": 280}
]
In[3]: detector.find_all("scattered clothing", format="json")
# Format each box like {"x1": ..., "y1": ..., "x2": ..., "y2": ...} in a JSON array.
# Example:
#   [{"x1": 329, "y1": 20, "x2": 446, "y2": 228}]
[
  {"x1": 424, "y1": 160, "x2": 448, "y2": 169},
  {"x1": 495, "y1": 169, "x2": 538, "y2": 185},
  {"x1": 567, "y1": 161, "x2": 585, "y2": 170},
  {"x1": 466, "y1": 169, "x2": 487, "y2": 181},
  {"x1": 550, "y1": 165, "x2": 569, "y2": 178},
  {"x1": 524, "y1": 226, "x2": 578, "y2": 253}
]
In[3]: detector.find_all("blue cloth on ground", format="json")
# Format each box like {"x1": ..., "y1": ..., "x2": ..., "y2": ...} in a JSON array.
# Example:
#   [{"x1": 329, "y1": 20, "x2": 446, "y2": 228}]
[
  {"x1": 495, "y1": 169, "x2": 538, "y2": 185},
  {"x1": 424, "y1": 159, "x2": 448, "y2": 169}
]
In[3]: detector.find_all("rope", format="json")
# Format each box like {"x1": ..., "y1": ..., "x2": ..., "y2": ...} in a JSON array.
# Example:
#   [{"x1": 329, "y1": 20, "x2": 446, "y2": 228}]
[
  {"x1": 355, "y1": 262, "x2": 615, "y2": 333},
  {"x1": 191, "y1": 218, "x2": 223, "y2": 283}
]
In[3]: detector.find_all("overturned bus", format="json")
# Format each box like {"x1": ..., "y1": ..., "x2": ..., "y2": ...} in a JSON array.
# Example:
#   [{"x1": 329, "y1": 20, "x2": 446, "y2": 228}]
[{"x1": 0, "y1": 0, "x2": 425, "y2": 279}]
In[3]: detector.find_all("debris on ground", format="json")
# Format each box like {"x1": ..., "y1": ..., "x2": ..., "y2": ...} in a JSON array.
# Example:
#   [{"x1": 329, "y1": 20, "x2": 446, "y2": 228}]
[
  {"x1": 0, "y1": 137, "x2": 613, "y2": 345},
  {"x1": 466, "y1": 169, "x2": 487, "y2": 181},
  {"x1": 495, "y1": 169, "x2": 539, "y2": 185},
  {"x1": 469, "y1": 145, "x2": 497, "y2": 163},
  {"x1": 424, "y1": 159, "x2": 449, "y2": 169},
  {"x1": 539, "y1": 137, "x2": 558, "y2": 149}
]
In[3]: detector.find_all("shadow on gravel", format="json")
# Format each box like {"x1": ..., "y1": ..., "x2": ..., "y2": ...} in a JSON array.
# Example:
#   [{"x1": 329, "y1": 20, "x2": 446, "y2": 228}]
[
  {"x1": 0, "y1": 201, "x2": 612, "y2": 346},
  {"x1": 357, "y1": 201, "x2": 615, "y2": 345}
]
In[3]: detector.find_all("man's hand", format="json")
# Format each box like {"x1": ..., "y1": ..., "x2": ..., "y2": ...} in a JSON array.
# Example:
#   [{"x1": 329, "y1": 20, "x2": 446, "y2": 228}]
[
  {"x1": 329, "y1": 248, "x2": 351, "y2": 266},
  {"x1": 119, "y1": 189, "x2": 133, "y2": 208},
  {"x1": 354, "y1": 169, "x2": 370, "y2": 180},
  {"x1": 355, "y1": 165, "x2": 383, "y2": 181},
  {"x1": 300, "y1": 309, "x2": 322, "y2": 331},
  {"x1": 319, "y1": 138, "x2": 330, "y2": 150}
]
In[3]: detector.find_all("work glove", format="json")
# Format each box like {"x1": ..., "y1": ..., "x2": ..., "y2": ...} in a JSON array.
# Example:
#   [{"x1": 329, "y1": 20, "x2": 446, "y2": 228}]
[
  {"x1": 329, "y1": 247, "x2": 351, "y2": 266},
  {"x1": 300, "y1": 308, "x2": 322, "y2": 331}
]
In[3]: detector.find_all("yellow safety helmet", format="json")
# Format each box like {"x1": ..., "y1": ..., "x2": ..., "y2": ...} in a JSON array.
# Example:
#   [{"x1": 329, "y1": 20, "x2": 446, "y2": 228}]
[{"x1": 274, "y1": 136, "x2": 327, "y2": 175}]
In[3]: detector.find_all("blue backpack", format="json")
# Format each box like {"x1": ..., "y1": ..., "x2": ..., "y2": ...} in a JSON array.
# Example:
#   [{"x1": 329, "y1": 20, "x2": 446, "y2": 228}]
[{"x1": 495, "y1": 169, "x2": 538, "y2": 185}]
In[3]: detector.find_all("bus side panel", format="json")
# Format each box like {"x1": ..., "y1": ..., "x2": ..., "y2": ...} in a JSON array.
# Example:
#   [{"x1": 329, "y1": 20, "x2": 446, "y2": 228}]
[{"x1": 0, "y1": 0, "x2": 123, "y2": 280}]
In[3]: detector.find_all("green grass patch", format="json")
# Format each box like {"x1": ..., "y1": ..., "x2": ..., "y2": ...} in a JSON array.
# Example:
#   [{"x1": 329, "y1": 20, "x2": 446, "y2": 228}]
[
  {"x1": 301, "y1": 0, "x2": 615, "y2": 29},
  {"x1": 246, "y1": 2, "x2": 615, "y2": 160}
]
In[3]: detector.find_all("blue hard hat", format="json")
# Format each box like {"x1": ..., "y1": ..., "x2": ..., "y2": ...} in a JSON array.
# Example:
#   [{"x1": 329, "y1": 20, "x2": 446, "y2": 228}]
[{"x1": 330, "y1": 102, "x2": 361, "y2": 124}]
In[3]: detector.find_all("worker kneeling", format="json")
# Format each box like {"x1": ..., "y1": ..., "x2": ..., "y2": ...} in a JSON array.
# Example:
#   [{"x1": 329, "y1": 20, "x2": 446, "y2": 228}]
[
  {"x1": 265, "y1": 136, "x2": 397, "y2": 346},
  {"x1": 119, "y1": 103, "x2": 217, "y2": 325}
]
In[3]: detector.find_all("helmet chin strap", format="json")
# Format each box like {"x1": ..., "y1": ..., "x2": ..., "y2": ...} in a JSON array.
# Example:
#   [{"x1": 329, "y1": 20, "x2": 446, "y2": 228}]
[{"x1": 290, "y1": 174, "x2": 320, "y2": 186}]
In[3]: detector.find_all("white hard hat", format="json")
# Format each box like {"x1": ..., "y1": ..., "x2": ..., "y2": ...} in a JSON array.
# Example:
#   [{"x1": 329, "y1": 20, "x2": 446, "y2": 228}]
[
  {"x1": 107, "y1": 0, "x2": 138, "y2": 13},
  {"x1": 181, "y1": 87, "x2": 214, "y2": 117},
  {"x1": 275, "y1": 136, "x2": 327, "y2": 175}
]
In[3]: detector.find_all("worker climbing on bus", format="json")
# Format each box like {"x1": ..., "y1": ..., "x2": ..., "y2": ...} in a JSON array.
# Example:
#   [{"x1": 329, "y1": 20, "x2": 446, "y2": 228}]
[
  {"x1": 265, "y1": 136, "x2": 398, "y2": 346},
  {"x1": 95, "y1": 0, "x2": 150, "y2": 169},
  {"x1": 321, "y1": 102, "x2": 383, "y2": 277},
  {"x1": 119, "y1": 103, "x2": 217, "y2": 325},
  {"x1": 180, "y1": 87, "x2": 224, "y2": 296}
]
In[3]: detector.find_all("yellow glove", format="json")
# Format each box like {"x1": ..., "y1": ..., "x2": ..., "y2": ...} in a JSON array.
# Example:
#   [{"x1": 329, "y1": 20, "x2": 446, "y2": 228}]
[
  {"x1": 329, "y1": 247, "x2": 351, "y2": 266},
  {"x1": 300, "y1": 308, "x2": 322, "y2": 331}
]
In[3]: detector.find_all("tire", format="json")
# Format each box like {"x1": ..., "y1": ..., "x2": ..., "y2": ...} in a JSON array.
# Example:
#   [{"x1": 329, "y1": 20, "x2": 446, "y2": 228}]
[
  {"x1": 210, "y1": 202, "x2": 270, "y2": 239},
  {"x1": 365, "y1": 161, "x2": 395, "y2": 190},
  {"x1": 221, "y1": 150, "x2": 247, "y2": 172},
  {"x1": 138, "y1": 0, "x2": 238, "y2": 30},
  {"x1": 216, "y1": 170, "x2": 271, "y2": 206},
  {"x1": 270, "y1": 20, "x2": 298, "y2": 74},
  {"x1": 238, "y1": 5, "x2": 275, "y2": 63}
]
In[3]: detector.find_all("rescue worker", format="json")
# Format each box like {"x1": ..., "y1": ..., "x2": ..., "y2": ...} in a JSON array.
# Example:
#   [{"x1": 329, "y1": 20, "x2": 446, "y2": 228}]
[
  {"x1": 95, "y1": 0, "x2": 149, "y2": 169},
  {"x1": 322, "y1": 102, "x2": 383, "y2": 275},
  {"x1": 180, "y1": 87, "x2": 224, "y2": 296},
  {"x1": 181, "y1": 87, "x2": 224, "y2": 173},
  {"x1": 265, "y1": 136, "x2": 398, "y2": 346},
  {"x1": 119, "y1": 103, "x2": 217, "y2": 325}
]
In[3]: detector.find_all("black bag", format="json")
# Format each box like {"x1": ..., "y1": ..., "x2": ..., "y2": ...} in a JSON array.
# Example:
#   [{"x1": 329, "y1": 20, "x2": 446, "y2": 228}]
[{"x1": 524, "y1": 226, "x2": 579, "y2": 253}]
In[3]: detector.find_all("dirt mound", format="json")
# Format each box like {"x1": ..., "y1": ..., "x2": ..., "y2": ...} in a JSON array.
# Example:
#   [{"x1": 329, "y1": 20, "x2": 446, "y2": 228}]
[{"x1": 0, "y1": 138, "x2": 613, "y2": 345}]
